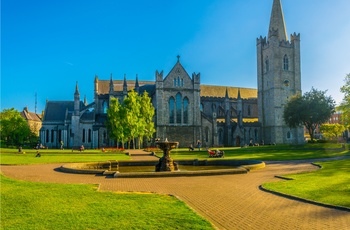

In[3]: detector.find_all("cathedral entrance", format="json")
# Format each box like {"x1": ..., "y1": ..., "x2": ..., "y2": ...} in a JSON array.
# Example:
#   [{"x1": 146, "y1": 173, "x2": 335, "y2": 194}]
[{"x1": 235, "y1": 136, "x2": 241, "y2": 147}]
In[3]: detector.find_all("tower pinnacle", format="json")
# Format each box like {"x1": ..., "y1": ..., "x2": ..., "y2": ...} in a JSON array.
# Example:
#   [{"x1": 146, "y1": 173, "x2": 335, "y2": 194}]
[{"x1": 268, "y1": 0, "x2": 288, "y2": 41}]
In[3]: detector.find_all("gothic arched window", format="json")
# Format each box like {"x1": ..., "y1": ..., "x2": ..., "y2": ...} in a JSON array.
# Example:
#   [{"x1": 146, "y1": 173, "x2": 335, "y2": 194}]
[
  {"x1": 265, "y1": 57, "x2": 269, "y2": 72},
  {"x1": 51, "y1": 129, "x2": 54, "y2": 143},
  {"x1": 82, "y1": 129, "x2": 86, "y2": 142},
  {"x1": 183, "y1": 97, "x2": 189, "y2": 124},
  {"x1": 46, "y1": 129, "x2": 49, "y2": 143},
  {"x1": 88, "y1": 129, "x2": 92, "y2": 143},
  {"x1": 169, "y1": 97, "x2": 175, "y2": 124},
  {"x1": 103, "y1": 101, "x2": 108, "y2": 113},
  {"x1": 173, "y1": 78, "x2": 177, "y2": 87},
  {"x1": 205, "y1": 127, "x2": 209, "y2": 142},
  {"x1": 176, "y1": 93, "x2": 182, "y2": 124},
  {"x1": 283, "y1": 55, "x2": 289, "y2": 70}
]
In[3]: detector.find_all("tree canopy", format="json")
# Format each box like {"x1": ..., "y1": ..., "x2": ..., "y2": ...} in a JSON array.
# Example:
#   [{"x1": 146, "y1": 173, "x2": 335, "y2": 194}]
[
  {"x1": 0, "y1": 108, "x2": 34, "y2": 147},
  {"x1": 338, "y1": 73, "x2": 350, "y2": 128},
  {"x1": 320, "y1": 123, "x2": 345, "y2": 142},
  {"x1": 106, "y1": 91, "x2": 155, "y2": 149},
  {"x1": 283, "y1": 88, "x2": 336, "y2": 141}
]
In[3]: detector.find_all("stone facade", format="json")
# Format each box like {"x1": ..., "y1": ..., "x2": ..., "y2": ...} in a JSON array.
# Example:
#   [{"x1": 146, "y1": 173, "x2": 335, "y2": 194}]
[
  {"x1": 257, "y1": 0, "x2": 304, "y2": 144},
  {"x1": 20, "y1": 107, "x2": 42, "y2": 136},
  {"x1": 40, "y1": 0, "x2": 303, "y2": 148}
]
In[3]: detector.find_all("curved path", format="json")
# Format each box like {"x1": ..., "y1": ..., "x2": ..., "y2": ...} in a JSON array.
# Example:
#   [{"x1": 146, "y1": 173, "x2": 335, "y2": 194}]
[{"x1": 1, "y1": 151, "x2": 349, "y2": 230}]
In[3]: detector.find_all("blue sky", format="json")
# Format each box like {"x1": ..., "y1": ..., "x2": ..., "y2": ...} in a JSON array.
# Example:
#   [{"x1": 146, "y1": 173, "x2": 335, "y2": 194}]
[{"x1": 2, "y1": 0, "x2": 350, "y2": 113}]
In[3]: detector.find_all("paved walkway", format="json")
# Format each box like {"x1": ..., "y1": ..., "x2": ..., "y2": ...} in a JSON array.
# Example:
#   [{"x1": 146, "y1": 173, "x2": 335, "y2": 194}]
[{"x1": 1, "y1": 150, "x2": 349, "y2": 230}]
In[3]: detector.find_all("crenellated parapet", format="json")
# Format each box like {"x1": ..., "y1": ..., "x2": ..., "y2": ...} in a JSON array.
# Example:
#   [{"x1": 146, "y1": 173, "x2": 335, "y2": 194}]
[
  {"x1": 156, "y1": 70, "x2": 163, "y2": 82},
  {"x1": 291, "y1": 32, "x2": 300, "y2": 41},
  {"x1": 256, "y1": 36, "x2": 267, "y2": 45},
  {"x1": 279, "y1": 40, "x2": 293, "y2": 48},
  {"x1": 192, "y1": 72, "x2": 200, "y2": 83}
]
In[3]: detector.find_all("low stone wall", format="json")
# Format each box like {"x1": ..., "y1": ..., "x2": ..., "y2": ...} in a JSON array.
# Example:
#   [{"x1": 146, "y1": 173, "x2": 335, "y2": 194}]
[{"x1": 60, "y1": 159, "x2": 265, "y2": 177}]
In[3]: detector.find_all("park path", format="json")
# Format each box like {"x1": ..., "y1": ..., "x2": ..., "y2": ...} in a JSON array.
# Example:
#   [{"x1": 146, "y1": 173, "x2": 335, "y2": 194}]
[{"x1": 1, "y1": 150, "x2": 349, "y2": 230}]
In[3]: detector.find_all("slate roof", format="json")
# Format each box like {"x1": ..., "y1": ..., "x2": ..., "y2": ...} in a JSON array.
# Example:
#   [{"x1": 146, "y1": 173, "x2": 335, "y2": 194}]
[
  {"x1": 201, "y1": 85, "x2": 257, "y2": 99},
  {"x1": 97, "y1": 80, "x2": 155, "y2": 95},
  {"x1": 20, "y1": 108, "x2": 42, "y2": 122},
  {"x1": 43, "y1": 101, "x2": 75, "y2": 122}
]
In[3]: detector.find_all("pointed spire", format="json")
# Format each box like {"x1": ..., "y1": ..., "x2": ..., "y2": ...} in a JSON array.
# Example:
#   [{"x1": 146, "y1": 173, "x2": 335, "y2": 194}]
[
  {"x1": 237, "y1": 88, "x2": 241, "y2": 100},
  {"x1": 268, "y1": 0, "x2": 288, "y2": 41},
  {"x1": 123, "y1": 74, "x2": 128, "y2": 95},
  {"x1": 135, "y1": 74, "x2": 139, "y2": 93},
  {"x1": 225, "y1": 87, "x2": 229, "y2": 99},
  {"x1": 74, "y1": 81, "x2": 80, "y2": 96},
  {"x1": 84, "y1": 95, "x2": 87, "y2": 105},
  {"x1": 177, "y1": 55, "x2": 180, "y2": 62},
  {"x1": 109, "y1": 73, "x2": 114, "y2": 94}
]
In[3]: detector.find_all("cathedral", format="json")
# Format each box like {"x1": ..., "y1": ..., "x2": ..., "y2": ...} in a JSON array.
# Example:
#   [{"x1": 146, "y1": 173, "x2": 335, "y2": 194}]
[{"x1": 40, "y1": 0, "x2": 304, "y2": 149}]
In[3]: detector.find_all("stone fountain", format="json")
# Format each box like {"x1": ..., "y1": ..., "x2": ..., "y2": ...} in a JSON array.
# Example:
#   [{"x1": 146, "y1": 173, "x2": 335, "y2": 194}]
[{"x1": 155, "y1": 139, "x2": 179, "y2": 172}]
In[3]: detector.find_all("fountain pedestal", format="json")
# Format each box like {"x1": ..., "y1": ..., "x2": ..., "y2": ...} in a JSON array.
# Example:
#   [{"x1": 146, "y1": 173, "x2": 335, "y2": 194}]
[{"x1": 155, "y1": 141, "x2": 179, "y2": 172}]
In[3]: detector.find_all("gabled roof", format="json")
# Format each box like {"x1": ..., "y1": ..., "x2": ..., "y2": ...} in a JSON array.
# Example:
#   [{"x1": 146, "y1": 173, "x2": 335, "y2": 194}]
[
  {"x1": 20, "y1": 108, "x2": 42, "y2": 122},
  {"x1": 163, "y1": 57, "x2": 191, "y2": 81},
  {"x1": 201, "y1": 85, "x2": 257, "y2": 99},
  {"x1": 43, "y1": 101, "x2": 75, "y2": 122}
]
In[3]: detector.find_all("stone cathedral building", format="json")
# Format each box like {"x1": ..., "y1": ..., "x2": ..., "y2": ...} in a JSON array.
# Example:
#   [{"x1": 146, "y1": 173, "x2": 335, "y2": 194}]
[{"x1": 40, "y1": 0, "x2": 304, "y2": 149}]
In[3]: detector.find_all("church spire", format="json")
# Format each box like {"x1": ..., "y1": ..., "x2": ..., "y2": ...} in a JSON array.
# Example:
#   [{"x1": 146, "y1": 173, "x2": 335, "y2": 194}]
[
  {"x1": 123, "y1": 74, "x2": 128, "y2": 96},
  {"x1": 135, "y1": 74, "x2": 139, "y2": 93},
  {"x1": 109, "y1": 73, "x2": 114, "y2": 94},
  {"x1": 74, "y1": 81, "x2": 80, "y2": 97},
  {"x1": 268, "y1": 0, "x2": 288, "y2": 41}
]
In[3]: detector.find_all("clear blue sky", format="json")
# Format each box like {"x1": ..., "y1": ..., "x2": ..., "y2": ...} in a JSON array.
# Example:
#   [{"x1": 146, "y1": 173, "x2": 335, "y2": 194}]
[{"x1": 2, "y1": 0, "x2": 350, "y2": 113}]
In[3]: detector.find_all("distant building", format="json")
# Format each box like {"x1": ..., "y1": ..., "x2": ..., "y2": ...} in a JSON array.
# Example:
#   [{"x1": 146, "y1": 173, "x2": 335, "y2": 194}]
[
  {"x1": 40, "y1": 0, "x2": 304, "y2": 149},
  {"x1": 20, "y1": 107, "x2": 42, "y2": 136}
]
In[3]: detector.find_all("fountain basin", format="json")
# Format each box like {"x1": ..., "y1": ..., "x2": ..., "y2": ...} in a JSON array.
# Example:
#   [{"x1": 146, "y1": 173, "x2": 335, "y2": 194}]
[{"x1": 60, "y1": 159, "x2": 265, "y2": 178}]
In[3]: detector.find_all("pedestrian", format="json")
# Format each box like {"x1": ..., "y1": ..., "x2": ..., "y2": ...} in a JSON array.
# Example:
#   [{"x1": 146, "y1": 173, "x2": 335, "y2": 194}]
[{"x1": 197, "y1": 140, "x2": 201, "y2": 151}]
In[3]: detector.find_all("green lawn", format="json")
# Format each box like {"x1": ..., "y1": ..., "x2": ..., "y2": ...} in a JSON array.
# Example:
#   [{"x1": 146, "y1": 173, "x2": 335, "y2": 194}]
[
  {"x1": 0, "y1": 148, "x2": 130, "y2": 165},
  {"x1": 169, "y1": 143, "x2": 349, "y2": 161},
  {"x1": 0, "y1": 174, "x2": 213, "y2": 230},
  {"x1": 262, "y1": 159, "x2": 350, "y2": 208},
  {"x1": 1, "y1": 144, "x2": 349, "y2": 229}
]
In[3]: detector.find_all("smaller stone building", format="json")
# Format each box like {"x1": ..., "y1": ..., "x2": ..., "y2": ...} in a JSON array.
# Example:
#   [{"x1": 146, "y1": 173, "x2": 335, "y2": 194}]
[{"x1": 20, "y1": 107, "x2": 42, "y2": 136}]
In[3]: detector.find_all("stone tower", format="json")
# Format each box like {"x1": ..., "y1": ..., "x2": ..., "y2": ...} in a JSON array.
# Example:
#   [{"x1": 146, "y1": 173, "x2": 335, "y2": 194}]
[
  {"x1": 257, "y1": 0, "x2": 304, "y2": 144},
  {"x1": 72, "y1": 82, "x2": 81, "y2": 148}
]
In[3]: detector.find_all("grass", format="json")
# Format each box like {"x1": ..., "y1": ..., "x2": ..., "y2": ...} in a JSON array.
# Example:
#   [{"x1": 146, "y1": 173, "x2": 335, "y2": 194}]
[
  {"x1": 262, "y1": 159, "x2": 350, "y2": 208},
  {"x1": 169, "y1": 143, "x2": 349, "y2": 161},
  {"x1": 1, "y1": 144, "x2": 349, "y2": 228},
  {"x1": 0, "y1": 148, "x2": 130, "y2": 165},
  {"x1": 0, "y1": 174, "x2": 214, "y2": 230}
]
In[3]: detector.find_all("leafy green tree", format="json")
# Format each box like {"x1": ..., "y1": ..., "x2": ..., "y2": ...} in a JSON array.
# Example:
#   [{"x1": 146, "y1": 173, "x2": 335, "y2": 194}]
[
  {"x1": 123, "y1": 91, "x2": 142, "y2": 149},
  {"x1": 339, "y1": 73, "x2": 350, "y2": 129},
  {"x1": 0, "y1": 108, "x2": 33, "y2": 147},
  {"x1": 106, "y1": 98, "x2": 126, "y2": 148},
  {"x1": 283, "y1": 88, "x2": 336, "y2": 142},
  {"x1": 139, "y1": 91, "x2": 155, "y2": 147},
  {"x1": 320, "y1": 123, "x2": 345, "y2": 142},
  {"x1": 106, "y1": 91, "x2": 155, "y2": 149}
]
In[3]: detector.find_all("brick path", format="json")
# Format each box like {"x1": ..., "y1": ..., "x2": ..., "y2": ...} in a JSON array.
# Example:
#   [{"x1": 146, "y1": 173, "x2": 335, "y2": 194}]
[{"x1": 1, "y1": 150, "x2": 349, "y2": 229}]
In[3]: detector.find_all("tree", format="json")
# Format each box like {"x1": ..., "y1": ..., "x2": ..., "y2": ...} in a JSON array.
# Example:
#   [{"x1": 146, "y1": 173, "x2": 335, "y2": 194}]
[
  {"x1": 339, "y1": 73, "x2": 350, "y2": 129},
  {"x1": 106, "y1": 91, "x2": 156, "y2": 149},
  {"x1": 283, "y1": 88, "x2": 336, "y2": 142},
  {"x1": 106, "y1": 98, "x2": 126, "y2": 148},
  {"x1": 320, "y1": 124, "x2": 345, "y2": 142},
  {"x1": 0, "y1": 108, "x2": 33, "y2": 147},
  {"x1": 139, "y1": 91, "x2": 155, "y2": 147}
]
